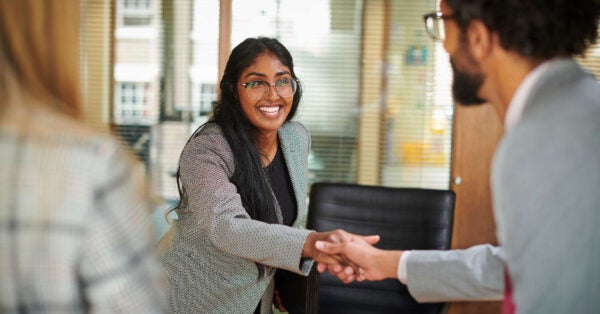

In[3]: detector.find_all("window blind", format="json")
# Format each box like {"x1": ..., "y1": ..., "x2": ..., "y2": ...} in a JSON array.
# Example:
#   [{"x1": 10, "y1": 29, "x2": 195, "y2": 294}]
[
  {"x1": 381, "y1": 0, "x2": 452, "y2": 189},
  {"x1": 80, "y1": 0, "x2": 600, "y2": 216},
  {"x1": 231, "y1": 0, "x2": 364, "y2": 187}
]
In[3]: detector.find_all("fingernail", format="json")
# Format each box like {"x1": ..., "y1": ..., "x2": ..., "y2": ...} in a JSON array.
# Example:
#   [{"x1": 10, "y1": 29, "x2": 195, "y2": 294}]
[{"x1": 315, "y1": 241, "x2": 324, "y2": 249}]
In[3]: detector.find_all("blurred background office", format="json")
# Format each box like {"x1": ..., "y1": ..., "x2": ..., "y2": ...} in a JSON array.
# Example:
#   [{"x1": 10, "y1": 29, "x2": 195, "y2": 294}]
[
  {"x1": 86, "y1": 0, "x2": 455, "y2": 215},
  {"x1": 53, "y1": 0, "x2": 600, "y2": 313}
]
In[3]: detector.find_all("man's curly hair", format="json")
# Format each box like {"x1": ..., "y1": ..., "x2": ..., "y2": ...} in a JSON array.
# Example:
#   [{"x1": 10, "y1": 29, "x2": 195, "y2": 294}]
[{"x1": 446, "y1": 0, "x2": 600, "y2": 59}]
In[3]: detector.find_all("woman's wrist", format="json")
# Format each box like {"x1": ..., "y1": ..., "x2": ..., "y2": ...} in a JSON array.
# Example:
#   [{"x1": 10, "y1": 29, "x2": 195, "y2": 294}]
[{"x1": 301, "y1": 231, "x2": 317, "y2": 258}]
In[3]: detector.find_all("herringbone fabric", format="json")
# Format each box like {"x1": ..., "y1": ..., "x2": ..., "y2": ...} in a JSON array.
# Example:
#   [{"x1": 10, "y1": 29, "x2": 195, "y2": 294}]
[{"x1": 158, "y1": 121, "x2": 313, "y2": 314}]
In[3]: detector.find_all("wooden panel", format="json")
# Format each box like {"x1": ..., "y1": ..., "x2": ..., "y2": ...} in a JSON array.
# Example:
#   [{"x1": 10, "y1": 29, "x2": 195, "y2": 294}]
[
  {"x1": 448, "y1": 103, "x2": 503, "y2": 314},
  {"x1": 218, "y1": 0, "x2": 231, "y2": 85},
  {"x1": 82, "y1": 0, "x2": 114, "y2": 131},
  {"x1": 357, "y1": 0, "x2": 388, "y2": 184}
]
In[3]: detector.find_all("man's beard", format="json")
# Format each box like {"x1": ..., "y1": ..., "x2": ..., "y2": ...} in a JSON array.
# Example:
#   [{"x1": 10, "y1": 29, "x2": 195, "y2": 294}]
[{"x1": 450, "y1": 57, "x2": 486, "y2": 106}]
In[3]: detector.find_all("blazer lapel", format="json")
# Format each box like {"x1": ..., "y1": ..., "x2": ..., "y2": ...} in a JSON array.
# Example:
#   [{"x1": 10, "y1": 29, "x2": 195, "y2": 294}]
[{"x1": 278, "y1": 123, "x2": 307, "y2": 228}]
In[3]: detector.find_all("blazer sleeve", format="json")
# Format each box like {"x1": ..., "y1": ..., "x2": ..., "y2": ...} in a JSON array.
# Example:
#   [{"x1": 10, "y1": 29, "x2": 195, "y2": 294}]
[
  {"x1": 81, "y1": 140, "x2": 168, "y2": 313},
  {"x1": 179, "y1": 124, "x2": 312, "y2": 275},
  {"x1": 406, "y1": 244, "x2": 505, "y2": 302}
]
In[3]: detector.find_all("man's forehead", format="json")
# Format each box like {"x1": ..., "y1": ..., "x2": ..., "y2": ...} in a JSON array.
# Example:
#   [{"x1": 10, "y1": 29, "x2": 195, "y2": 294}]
[
  {"x1": 440, "y1": 0, "x2": 450, "y2": 12},
  {"x1": 440, "y1": 0, "x2": 453, "y2": 15}
]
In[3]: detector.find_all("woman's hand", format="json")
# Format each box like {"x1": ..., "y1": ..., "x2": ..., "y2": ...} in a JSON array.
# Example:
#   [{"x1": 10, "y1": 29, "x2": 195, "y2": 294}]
[
  {"x1": 302, "y1": 229, "x2": 380, "y2": 271},
  {"x1": 273, "y1": 289, "x2": 286, "y2": 312}
]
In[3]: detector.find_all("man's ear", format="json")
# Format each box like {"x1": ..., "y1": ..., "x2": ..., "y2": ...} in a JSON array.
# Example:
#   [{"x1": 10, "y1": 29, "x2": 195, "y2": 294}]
[{"x1": 466, "y1": 19, "x2": 493, "y2": 60}]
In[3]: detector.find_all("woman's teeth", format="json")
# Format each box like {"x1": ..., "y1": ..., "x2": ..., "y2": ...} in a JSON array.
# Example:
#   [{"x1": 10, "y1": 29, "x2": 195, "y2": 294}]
[{"x1": 259, "y1": 106, "x2": 279, "y2": 113}]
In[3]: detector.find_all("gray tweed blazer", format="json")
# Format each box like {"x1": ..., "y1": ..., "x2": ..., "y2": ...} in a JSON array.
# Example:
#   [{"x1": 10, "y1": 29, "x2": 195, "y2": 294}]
[{"x1": 158, "y1": 121, "x2": 313, "y2": 314}]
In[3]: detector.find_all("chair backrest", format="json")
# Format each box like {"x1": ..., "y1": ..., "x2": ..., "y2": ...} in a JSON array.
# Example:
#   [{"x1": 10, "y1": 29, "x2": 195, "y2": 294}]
[{"x1": 306, "y1": 182, "x2": 456, "y2": 314}]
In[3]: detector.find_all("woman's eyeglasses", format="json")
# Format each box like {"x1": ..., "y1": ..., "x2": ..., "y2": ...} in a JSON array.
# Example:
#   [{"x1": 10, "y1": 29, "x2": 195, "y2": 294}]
[{"x1": 240, "y1": 78, "x2": 299, "y2": 100}]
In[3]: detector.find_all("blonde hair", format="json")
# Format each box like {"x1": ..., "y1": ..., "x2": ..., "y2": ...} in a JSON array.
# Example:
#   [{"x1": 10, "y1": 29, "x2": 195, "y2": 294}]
[{"x1": 0, "y1": 0, "x2": 82, "y2": 119}]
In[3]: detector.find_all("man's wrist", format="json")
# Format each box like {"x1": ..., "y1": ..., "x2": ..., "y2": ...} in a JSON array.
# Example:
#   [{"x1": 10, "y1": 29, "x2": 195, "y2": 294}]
[{"x1": 375, "y1": 249, "x2": 403, "y2": 280}]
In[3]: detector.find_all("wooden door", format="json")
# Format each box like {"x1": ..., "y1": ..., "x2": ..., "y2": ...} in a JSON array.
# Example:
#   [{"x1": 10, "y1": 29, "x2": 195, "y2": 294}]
[{"x1": 447, "y1": 103, "x2": 504, "y2": 314}]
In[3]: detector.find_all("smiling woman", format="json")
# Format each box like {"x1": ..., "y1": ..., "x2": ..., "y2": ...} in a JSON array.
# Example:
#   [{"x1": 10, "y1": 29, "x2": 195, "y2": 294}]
[
  {"x1": 157, "y1": 37, "x2": 376, "y2": 314},
  {"x1": 237, "y1": 51, "x2": 298, "y2": 156}
]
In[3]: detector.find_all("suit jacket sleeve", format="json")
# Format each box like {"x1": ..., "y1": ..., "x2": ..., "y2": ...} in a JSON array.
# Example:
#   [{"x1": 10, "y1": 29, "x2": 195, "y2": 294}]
[{"x1": 406, "y1": 244, "x2": 505, "y2": 302}]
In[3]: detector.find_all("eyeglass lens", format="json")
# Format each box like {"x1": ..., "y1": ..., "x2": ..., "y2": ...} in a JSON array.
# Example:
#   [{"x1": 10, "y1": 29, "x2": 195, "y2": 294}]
[
  {"x1": 244, "y1": 79, "x2": 297, "y2": 100},
  {"x1": 425, "y1": 15, "x2": 446, "y2": 41}
]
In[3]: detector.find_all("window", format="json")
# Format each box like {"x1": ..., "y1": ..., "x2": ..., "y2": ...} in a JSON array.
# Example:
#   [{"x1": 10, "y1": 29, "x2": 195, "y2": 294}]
[
  {"x1": 380, "y1": 0, "x2": 452, "y2": 189},
  {"x1": 229, "y1": 0, "x2": 449, "y2": 189},
  {"x1": 114, "y1": 82, "x2": 156, "y2": 124},
  {"x1": 83, "y1": 0, "x2": 453, "y2": 205},
  {"x1": 80, "y1": 0, "x2": 600, "y2": 238},
  {"x1": 231, "y1": 0, "x2": 364, "y2": 186},
  {"x1": 191, "y1": 83, "x2": 217, "y2": 115},
  {"x1": 187, "y1": 0, "x2": 220, "y2": 117},
  {"x1": 122, "y1": 0, "x2": 154, "y2": 26}
]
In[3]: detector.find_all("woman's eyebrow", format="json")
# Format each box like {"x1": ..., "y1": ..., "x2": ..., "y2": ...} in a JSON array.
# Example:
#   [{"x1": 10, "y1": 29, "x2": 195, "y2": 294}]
[
  {"x1": 243, "y1": 72, "x2": 267, "y2": 79},
  {"x1": 243, "y1": 70, "x2": 291, "y2": 79}
]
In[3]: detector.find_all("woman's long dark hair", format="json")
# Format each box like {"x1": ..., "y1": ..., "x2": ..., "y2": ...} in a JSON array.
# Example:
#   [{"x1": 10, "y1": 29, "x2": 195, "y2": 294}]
[
  {"x1": 211, "y1": 37, "x2": 302, "y2": 224},
  {"x1": 169, "y1": 37, "x2": 302, "y2": 278}
]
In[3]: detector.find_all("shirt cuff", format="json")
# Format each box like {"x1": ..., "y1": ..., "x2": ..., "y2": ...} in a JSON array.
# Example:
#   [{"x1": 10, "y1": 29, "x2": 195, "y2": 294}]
[{"x1": 397, "y1": 250, "x2": 411, "y2": 284}]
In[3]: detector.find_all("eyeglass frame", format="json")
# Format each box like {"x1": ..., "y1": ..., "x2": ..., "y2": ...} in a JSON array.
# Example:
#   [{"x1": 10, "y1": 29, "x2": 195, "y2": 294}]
[
  {"x1": 423, "y1": 11, "x2": 456, "y2": 41},
  {"x1": 239, "y1": 78, "x2": 300, "y2": 100}
]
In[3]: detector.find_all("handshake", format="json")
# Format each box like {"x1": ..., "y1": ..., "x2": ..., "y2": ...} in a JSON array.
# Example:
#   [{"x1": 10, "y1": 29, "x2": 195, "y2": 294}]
[{"x1": 303, "y1": 229, "x2": 403, "y2": 284}]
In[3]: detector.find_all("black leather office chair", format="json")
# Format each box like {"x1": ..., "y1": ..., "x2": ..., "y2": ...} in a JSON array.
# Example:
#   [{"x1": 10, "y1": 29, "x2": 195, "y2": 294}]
[
  {"x1": 306, "y1": 182, "x2": 456, "y2": 314},
  {"x1": 276, "y1": 264, "x2": 319, "y2": 314}
]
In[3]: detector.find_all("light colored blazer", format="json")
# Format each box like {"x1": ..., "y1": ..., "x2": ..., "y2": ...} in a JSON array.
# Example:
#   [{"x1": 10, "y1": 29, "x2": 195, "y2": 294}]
[
  {"x1": 406, "y1": 59, "x2": 600, "y2": 314},
  {"x1": 0, "y1": 105, "x2": 167, "y2": 313},
  {"x1": 158, "y1": 121, "x2": 313, "y2": 314}
]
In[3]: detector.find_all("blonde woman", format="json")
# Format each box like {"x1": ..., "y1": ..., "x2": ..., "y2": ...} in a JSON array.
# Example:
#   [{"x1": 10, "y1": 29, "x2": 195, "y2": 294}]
[{"x1": 0, "y1": 1, "x2": 166, "y2": 312}]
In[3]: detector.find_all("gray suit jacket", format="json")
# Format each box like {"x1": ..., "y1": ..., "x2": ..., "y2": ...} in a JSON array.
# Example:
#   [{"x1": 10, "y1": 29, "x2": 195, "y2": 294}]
[
  {"x1": 493, "y1": 59, "x2": 600, "y2": 313},
  {"x1": 158, "y1": 121, "x2": 313, "y2": 314},
  {"x1": 407, "y1": 59, "x2": 600, "y2": 313}
]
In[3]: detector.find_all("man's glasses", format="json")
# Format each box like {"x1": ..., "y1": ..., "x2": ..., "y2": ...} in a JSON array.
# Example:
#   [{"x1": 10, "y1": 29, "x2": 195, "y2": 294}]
[
  {"x1": 240, "y1": 78, "x2": 299, "y2": 100},
  {"x1": 423, "y1": 12, "x2": 455, "y2": 41}
]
